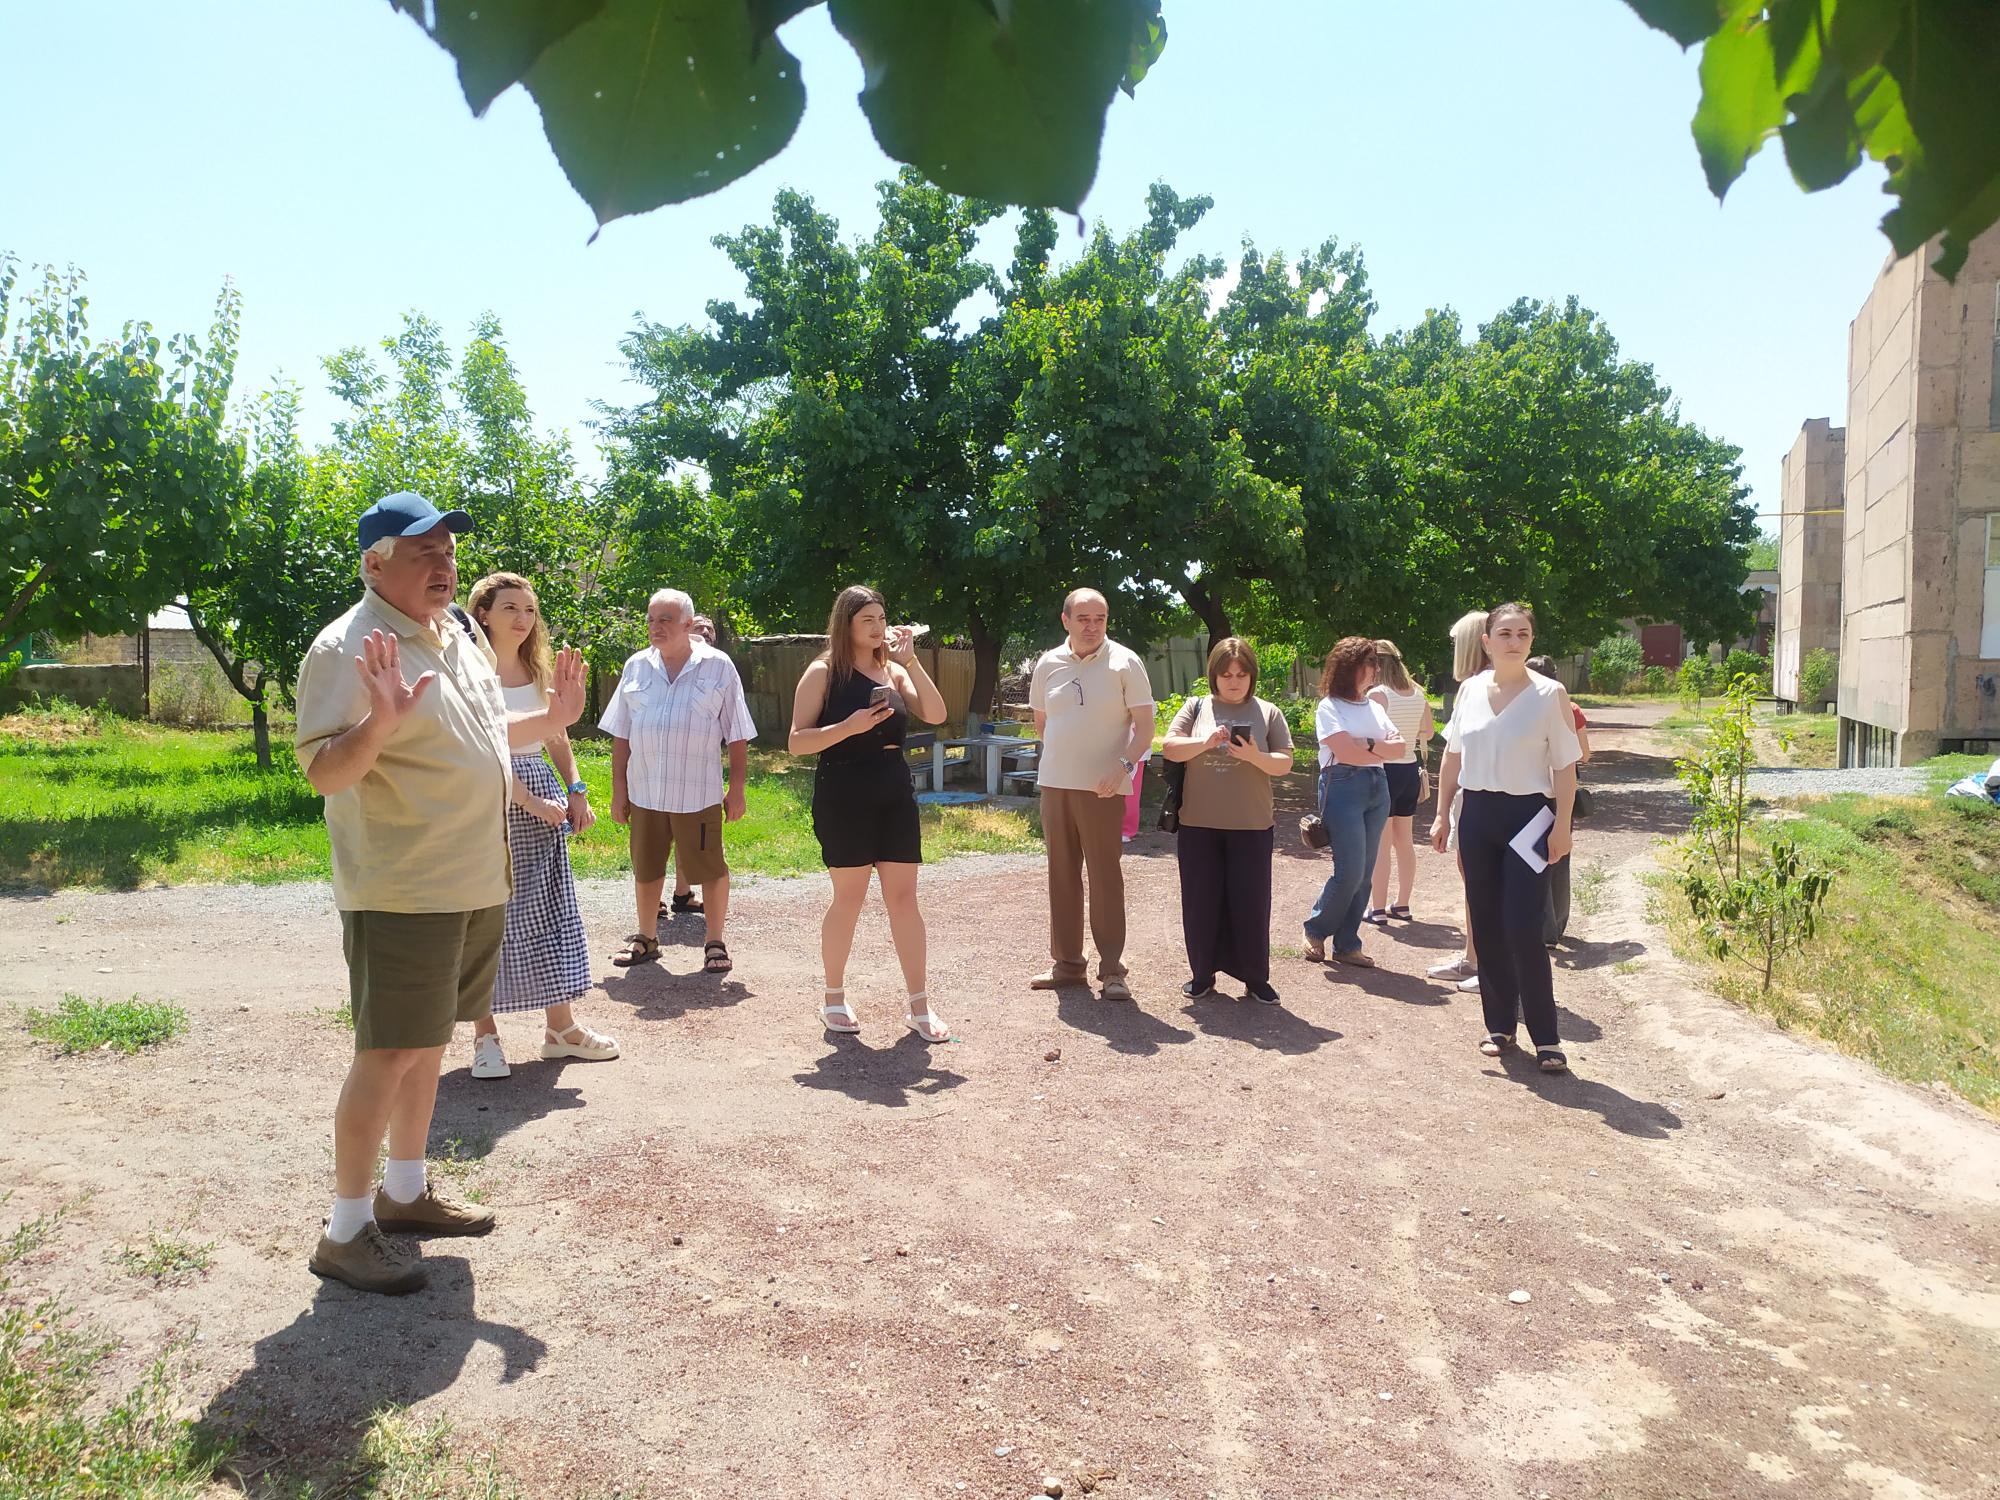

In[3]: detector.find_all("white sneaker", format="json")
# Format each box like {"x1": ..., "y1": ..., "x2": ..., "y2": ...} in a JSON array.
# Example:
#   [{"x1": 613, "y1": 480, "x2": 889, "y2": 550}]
[
  {"x1": 1456, "y1": 974, "x2": 1482, "y2": 993},
  {"x1": 542, "y1": 1024, "x2": 620, "y2": 1062},
  {"x1": 1427, "y1": 957, "x2": 1476, "y2": 980},
  {"x1": 470, "y1": 1033, "x2": 510, "y2": 1079}
]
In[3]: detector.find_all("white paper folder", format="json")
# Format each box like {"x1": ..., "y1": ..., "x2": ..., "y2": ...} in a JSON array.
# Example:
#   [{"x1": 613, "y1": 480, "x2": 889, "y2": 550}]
[{"x1": 1508, "y1": 806, "x2": 1555, "y2": 872}]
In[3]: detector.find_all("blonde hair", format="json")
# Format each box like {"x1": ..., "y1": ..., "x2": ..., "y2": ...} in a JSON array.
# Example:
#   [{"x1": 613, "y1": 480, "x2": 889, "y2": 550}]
[
  {"x1": 468, "y1": 572, "x2": 553, "y2": 691},
  {"x1": 820, "y1": 585, "x2": 887, "y2": 684},
  {"x1": 1373, "y1": 639, "x2": 1414, "y2": 693},
  {"x1": 1450, "y1": 610, "x2": 1489, "y2": 683}
]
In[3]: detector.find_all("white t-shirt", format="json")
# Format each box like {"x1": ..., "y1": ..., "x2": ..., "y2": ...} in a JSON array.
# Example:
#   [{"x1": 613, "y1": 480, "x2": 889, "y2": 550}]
[
  {"x1": 503, "y1": 680, "x2": 546, "y2": 754},
  {"x1": 1029, "y1": 639, "x2": 1155, "y2": 793},
  {"x1": 1443, "y1": 670, "x2": 1582, "y2": 795},
  {"x1": 1314, "y1": 695, "x2": 1398, "y2": 769}
]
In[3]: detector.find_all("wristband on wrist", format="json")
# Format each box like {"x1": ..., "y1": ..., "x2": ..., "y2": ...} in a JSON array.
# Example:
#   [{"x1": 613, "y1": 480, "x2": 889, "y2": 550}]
[{"x1": 566, "y1": 780, "x2": 587, "y2": 795}]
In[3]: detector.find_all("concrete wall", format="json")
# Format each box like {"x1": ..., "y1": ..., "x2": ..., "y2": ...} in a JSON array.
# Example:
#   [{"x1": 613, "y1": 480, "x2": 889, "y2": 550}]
[
  {"x1": 0, "y1": 664, "x2": 144, "y2": 716},
  {"x1": 1775, "y1": 419, "x2": 1844, "y2": 704},
  {"x1": 1839, "y1": 223, "x2": 2000, "y2": 764}
]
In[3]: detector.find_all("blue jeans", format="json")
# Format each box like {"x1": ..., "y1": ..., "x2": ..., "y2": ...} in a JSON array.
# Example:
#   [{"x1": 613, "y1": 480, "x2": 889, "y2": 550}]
[{"x1": 1304, "y1": 764, "x2": 1390, "y2": 953}]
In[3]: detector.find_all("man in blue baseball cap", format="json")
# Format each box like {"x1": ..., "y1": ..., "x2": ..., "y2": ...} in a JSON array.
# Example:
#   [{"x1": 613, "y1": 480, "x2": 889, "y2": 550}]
[{"x1": 292, "y1": 491, "x2": 585, "y2": 1294}]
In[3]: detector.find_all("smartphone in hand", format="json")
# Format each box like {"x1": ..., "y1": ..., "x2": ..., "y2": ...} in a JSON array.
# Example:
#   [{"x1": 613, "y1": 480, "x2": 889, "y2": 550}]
[
  {"x1": 868, "y1": 685, "x2": 892, "y2": 709},
  {"x1": 1228, "y1": 724, "x2": 1252, "y2": 745}
]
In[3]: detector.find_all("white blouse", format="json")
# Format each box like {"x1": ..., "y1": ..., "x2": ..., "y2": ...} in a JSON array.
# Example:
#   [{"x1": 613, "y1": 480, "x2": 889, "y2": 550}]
[
  {"x1": 1314, "y1": 694, "x2": 1399, "y2": 769},
  {"x1": 1443, "y1": 671, "x2": 1581, "y2": 795}
]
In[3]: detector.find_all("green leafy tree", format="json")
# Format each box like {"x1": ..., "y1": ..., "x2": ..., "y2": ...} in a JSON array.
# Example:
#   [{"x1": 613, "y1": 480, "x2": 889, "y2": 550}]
[
  {"x1": 1746, "y1": 528, "x2": 1779, "y2": 570},
  {"x1": 0, "y1": 259, "x2": 245, "y2": 645},
  {"x1": 1590, "y1": 633, "x2": 1645, "y2": 692},
  {"x1": 1798, "y1": 645, "x2": 1837, "y2": 709}
]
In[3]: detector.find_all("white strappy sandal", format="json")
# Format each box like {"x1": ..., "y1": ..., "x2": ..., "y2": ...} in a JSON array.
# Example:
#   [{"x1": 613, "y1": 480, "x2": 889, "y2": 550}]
[
  {"x1": 821, "y1": 987, "x2": 861, "y2": 1034},
  {"x1": 903, "y1": 991, "x2": 948, "y2": 1044}
]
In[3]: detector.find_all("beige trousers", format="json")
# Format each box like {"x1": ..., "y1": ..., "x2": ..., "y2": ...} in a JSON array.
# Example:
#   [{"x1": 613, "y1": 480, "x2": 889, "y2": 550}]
[{"x1": 1040, "y1": 787, "x2": 1127, "y2": 980}]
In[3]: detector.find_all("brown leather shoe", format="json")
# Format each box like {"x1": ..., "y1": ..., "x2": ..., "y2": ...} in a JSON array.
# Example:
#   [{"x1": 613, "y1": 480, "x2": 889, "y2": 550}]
[
  {"x1": 309, "y1": 1224, "x2": 427, "y2": 1295},
  {"x1": 373, "y1": 1184, "x2": 496, "y2": 1237},
  {"x1": 1329, "y1": 949, "x2": 1377, "y2": 969}
]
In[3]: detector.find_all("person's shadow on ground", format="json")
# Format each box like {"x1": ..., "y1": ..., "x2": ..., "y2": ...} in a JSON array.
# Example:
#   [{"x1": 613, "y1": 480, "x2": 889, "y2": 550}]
[
  {"x1": 791, "y1": 1030, "x2": 968, "y2": 1107},
  {"x1": 1486, "y1": 1051, "x2": 1683, "y2": 1139},
  {"x1": 1182, "y1": 994, "x2": 1341, "y2": 1055},
  {"x1": 1322, "y1": 963, "x2": 1451, "y2": 1008},
  {"x1": 1054, "y1": 983, "x2": 1196, "y2": 1056},
  {"x1": 196, "y1": 1255, "x2": 545, "y2": 1495},
  {"x1": 600, "y1": 965, "x2": 754, "y2": 1020},
  {"x1": 430, "y1": 1062, "x2": 589, "y2": 1159}
]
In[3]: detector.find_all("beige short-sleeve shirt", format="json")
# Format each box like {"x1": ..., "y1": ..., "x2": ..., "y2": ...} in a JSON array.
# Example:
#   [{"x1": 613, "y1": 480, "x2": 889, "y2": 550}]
[
  {"x1": 1167, "y1": 695, "x2": 1293, "y2": 830},
  {"x1": 1028, "y1": 639, "x2": 1155, "y2": 793},
  {"x1": 294, "y1": 590, "x2": 513, "y2": 913}
]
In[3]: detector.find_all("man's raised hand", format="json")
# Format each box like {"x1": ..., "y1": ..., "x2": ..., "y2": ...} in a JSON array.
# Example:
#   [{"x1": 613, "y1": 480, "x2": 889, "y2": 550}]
[{"x1": 354, "y1": 630, "x2": 434, "y2": 729}]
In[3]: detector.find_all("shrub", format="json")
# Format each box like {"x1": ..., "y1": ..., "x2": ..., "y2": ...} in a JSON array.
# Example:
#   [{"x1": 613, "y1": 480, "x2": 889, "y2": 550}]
[
  {"x1": 1588, "y1": 634, "x2": 1644, "y2": 694},
  {"x1": 149, "y1": 661, "x2": 241, "y2": 727},
  {"x1": 1722, "y1": 648, "x2": 1771, "y2": 695},
  {"x1": 1642, "y1": 665, "x2": 1670, "y2": 694},
  {"x1": 1254, "y1": 640, "x2": 1300, "y2": 696},
  {"x1": 1798, "y1": 647, "x2": 1837, "y2": 710},
  {"x1": 1676, "y1": 657, "x2": 1707, "y2": 709}
]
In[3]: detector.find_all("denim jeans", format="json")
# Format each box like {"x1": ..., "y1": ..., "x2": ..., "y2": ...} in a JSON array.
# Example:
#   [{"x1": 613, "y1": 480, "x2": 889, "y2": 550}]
[{"x1": 1303, "y1": 763, "x2": 1389, "y2": 953}]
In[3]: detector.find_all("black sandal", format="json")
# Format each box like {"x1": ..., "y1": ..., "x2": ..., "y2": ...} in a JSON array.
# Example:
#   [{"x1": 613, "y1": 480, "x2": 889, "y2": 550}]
[
  {"x1": 612, "y1": 933, "x2": 661, "y2": 967},
  {"x1": 702, "y1": 939, "x2": 733, "y2": 974},
  {"x1": 1537, "y1": 1048, "x2": 1569, "y2": 1073},
  {"x1": 667, "y1": 891, "x2": 703, "y2": 915},
  {"x1": 1479, "y1": 1032, "x2": 1518, "y2": 1057}
]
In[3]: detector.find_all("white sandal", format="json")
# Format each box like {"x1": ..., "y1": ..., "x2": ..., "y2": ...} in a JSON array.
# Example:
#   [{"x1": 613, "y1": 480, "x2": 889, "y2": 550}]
[
  {"x1": 903, "y1": 991, "x2": 948, "y2": 1044},
  {"x1": 542, "y1": 1023, "x2": 620, "y2": 1061},
  {"x1": 821, "y1": 988, "x2": 861, "y2": 1035}
]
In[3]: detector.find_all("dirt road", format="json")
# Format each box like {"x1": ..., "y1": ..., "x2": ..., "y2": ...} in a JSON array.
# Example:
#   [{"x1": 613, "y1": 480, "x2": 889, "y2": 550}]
[{"x1": 2, "y1": 701, "x2": 1996, "y2": 1498}]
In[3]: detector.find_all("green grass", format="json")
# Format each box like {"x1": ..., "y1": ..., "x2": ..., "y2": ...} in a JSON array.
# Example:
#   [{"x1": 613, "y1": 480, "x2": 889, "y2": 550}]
[
  {"x1": 0, "y1": 1199, "x2": 223, "y2": 1498},
  {"x1": 1573, "y1": 862, "x2": 1608, "y2": 917},
  {"x1": 1662, "y1": 786, "x2": 2000, "y2": 1117},
  {"x1": 24, "y1": 995, "x2": 187, "y2": 1055},
  {"x1": 113, "y1": 1233, "x2": 215, "y2": 1286},
  {"x1": 1658, "y1": 706, "x2": 1837, "y2": 768},
  {"x1": 426, "y1": 1134, "x2": 494, "y2": 1206},
  {"x1": 0, "y1": 711, "x2": 1039, "y2": 891}
]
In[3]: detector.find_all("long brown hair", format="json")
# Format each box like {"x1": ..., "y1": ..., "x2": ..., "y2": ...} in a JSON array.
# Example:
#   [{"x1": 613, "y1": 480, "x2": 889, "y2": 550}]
[
  {"x1": 820, "y1": 585, "x2": 887, "y2": 684},
  {"x1": 1373, "y1": 639, "x2": 1414, "y2": 693},
  {"x1": 468, "y1": 571, "x2": 553, "y2": 691},
  {"x1": 1318, "y1": 636, "x2": 1378, "y2": 701},
  {"x1": 1205, "y1": 636, "x2": 1258, "y2": 695}
]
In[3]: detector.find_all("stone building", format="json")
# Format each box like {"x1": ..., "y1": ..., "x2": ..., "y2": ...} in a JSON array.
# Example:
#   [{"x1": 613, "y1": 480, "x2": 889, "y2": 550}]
[
  {"x1": 1774, "y1": 418, "x2": 1844, "y2": 708},
  {"x1": 1837, "y1": 225, "x2": 2000, "y2": 766}
]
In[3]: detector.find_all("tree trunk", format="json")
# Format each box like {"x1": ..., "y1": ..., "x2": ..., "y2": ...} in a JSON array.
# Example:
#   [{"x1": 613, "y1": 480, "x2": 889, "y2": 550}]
[
  {"x1": 251, "y1": 699, "x2": 272, "y2": 770},
  {"x1": 967, "y1": 614, "x2": 1003, "y2": 724},
  {"x1": 1179, "y1": 576, "x2": 1232, "y2": 654}
]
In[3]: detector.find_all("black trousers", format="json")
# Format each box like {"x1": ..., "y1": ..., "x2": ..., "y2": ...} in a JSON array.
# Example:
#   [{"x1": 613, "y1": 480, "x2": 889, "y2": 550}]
[
  {"x1": 1176, "y1": 823, "x2": 1275, "y2": 986},
  {"x1": 1458, "y1": 790, "x2": 1560, "y2": 1049}
]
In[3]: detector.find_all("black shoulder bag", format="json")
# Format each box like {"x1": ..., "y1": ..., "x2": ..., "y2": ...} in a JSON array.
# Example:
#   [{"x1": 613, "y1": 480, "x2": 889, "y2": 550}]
[{"x1": 1157, "y1": 696, "x2": 1207, "y2": 834}]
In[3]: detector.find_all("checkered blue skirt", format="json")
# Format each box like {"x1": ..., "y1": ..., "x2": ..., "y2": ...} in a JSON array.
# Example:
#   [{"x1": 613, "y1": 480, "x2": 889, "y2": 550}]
[{"x1": 493, "y1": 754, "x2": 592, "y2": 1013}]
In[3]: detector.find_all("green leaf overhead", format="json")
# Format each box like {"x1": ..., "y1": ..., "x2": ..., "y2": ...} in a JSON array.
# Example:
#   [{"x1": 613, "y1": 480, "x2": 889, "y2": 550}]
[
  {"x1": 1690, "y1": 2, "x2": 1786, "y2": 197},
  {"x1": 827, "y1": 0, "x2": 1142, "y2": 211},
  {"x1": 1620, "y1": 0, "x2": 1728, "y2": 47},
  {"x1": 524, "y1": 0, "x2": 808, "y2": 227},
  {"x1": 394, "y1": 0, "x2": 607, "y2": 115}
]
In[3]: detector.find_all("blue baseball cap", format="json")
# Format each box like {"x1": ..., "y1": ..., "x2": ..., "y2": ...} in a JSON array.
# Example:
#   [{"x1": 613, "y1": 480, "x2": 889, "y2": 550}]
[{"x1": 357, "y1": 491, "x2": 473, "y2": 552}]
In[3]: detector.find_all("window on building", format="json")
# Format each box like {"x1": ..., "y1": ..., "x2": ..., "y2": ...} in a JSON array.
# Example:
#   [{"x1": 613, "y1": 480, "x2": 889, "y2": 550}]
[
  {"x1": 1992, "y1": 286, "x2": 2000, "y2": 430},
  {"x1": 1985, "y1": 514, "x2": 2000, "y2": 657}
]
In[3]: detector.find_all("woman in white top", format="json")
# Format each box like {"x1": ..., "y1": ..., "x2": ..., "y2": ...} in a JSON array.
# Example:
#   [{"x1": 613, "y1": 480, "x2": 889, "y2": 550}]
[
  {"x1": 1364, "y1": 639, "x2": 1434, "y2": 925},
  {"x1": 465, "y1": 572, "x2": 617, "y2": 1078},
  {"x1": 1430, "y1": 602, "x2": 1581, "y2": 1071},
  {"x1": 1301, "y1": 637, "x2": 1406, "y2": 966}
]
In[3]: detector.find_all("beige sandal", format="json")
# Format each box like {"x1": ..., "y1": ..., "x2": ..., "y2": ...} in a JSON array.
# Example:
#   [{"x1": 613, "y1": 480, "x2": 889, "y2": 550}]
[{"x1": 903, "y1": 991, "x2": 948, "y2": 1042}]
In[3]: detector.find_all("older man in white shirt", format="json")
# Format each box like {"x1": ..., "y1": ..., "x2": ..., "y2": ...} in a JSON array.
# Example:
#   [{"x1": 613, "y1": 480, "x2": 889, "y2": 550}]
[{"x1": 601, "y1": 589, "x2": 755, "y2": 974}]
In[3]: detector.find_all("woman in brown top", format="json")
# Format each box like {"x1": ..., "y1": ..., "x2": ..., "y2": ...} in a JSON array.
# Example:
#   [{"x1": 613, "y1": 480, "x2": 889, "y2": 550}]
[{"x1": 1161, "y1": 638, "x2": 1295, "y2": 1003}]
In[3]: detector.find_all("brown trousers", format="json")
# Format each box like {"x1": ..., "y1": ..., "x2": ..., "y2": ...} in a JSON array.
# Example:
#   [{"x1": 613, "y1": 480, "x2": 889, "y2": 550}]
[{"x1": 1040, "y1": 786, "x2": 1127, "y2": 980}]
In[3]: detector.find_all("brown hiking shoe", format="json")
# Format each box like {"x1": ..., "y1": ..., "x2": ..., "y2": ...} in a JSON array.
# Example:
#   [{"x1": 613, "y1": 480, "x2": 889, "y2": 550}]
[
  {"x1": 309, "y1": 1224, "x2": 427, "y2": 1296},
  {"x1": 374, "y1": 1184, "x2": 496, "y2": 1237}
]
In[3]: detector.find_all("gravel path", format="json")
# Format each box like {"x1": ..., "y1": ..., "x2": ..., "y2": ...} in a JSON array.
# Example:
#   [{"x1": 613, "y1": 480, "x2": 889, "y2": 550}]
[{"x1": 1744, "y1": 765, "x2": 1931, "y2": 798}]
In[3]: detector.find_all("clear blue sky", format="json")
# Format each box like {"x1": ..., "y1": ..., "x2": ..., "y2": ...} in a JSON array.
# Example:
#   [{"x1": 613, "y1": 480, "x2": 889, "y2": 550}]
[{"x1": 2, "y1": 0, "x2": 1894, "y2": 524}]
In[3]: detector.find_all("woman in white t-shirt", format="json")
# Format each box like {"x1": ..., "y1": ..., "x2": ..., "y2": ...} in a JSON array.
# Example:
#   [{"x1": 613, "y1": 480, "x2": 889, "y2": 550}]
[
  {"x1": 1301, "y1": 637, "x2": 1405, "y2": 967},
  {"x1": 1430, "y1": 602, "x2": 1581, "y2": 1071},
  {"x1": 1363, "y1": 639, "x2": 1434, "y2": 925}
]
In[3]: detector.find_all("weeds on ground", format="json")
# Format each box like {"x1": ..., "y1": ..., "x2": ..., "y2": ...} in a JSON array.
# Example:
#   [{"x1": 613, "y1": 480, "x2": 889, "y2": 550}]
[
  {"x1": 1574, "y1": 864, "x2": 1608, "y2": 917},
  {"x1": 24, "y1": 995, "x2": 187, "y2": 1055},
  {"x1": 0, "y1": 1199, "x2": 222, "y2": 1498},
  {"x1": 426, "y1": 1136, "x2": 494, "y2": 1205},
  {"x1": 113, "y1": 1234, "x2": 215, "y2": 1286},
  {"x1": 307, "y1": 1004, "x2": 354, "y2": 1033},
  {"x1": 247, "y1": 1407, "x2": 536, "y2": 1499}
]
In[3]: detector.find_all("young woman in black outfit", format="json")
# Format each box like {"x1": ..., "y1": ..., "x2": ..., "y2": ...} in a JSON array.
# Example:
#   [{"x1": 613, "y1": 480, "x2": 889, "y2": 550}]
[{"x1": 788, "y1": 585, "x2": 949, "y2": 1041}]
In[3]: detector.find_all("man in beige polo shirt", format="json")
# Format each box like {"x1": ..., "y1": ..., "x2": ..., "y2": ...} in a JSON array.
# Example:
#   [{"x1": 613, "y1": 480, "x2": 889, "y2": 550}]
[
  {"x1": 1028, "y1": 588, "x2": 1156, "y2": 1000},
  {"x1": 294, "y1": 491, "x2": 584, "y2": 1295}
]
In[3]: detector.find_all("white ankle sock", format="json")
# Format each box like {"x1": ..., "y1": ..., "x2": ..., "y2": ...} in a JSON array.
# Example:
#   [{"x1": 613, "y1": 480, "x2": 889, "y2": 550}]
[
  {"x1": 327, "y1": 1194, "x2": 375, "y2": 1243},
  {"x1": 382, "y1": 1158, "x2": 427, "y2": 1205}
]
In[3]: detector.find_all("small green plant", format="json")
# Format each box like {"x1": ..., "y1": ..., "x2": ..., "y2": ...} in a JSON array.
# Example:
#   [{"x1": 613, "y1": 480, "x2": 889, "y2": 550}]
[
  {"x1": 1798, "y1": 647, "x2": 1838, "y2": 710},
  {"x1": 1574, "y1": 864, "x2": 1609, "y2": 917},
  {"x1": 1676, "y1": 656, "x2": 1708, "y2": 710},
  {"x1": 115, "y1": 1233, "x2": 216, "y2": 1286},
  {"x1": 1588, "y1": 633, "x2": 1644, "y2": 694},
  {"x1": 309, "y1": 1002, "x2": 356, "y2": 1033},
  {"x1": 1641, "y1": 664, "x2": 1670, "y2": 694},
  {"x1": 24, "y1": 994, "x2": 188, "y2": 1055},
  {"x1": 1613, "y1": 958, "x2": 1644, "y2": 975},
  {"x1": 427, "y1": 1135, "x2": 494, "y2": 1204},
  {"x1": 1675, "y1": 677, "x2": 1834, "y2": 991},
  {"x1": 1722, "y1": 648, "x2": 1771, "y2": 695}
]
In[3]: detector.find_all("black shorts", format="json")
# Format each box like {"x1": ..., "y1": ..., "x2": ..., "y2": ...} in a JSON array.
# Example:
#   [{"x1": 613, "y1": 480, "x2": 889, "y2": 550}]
[
  {"x1": 812, "y1": 756, "x2": 923, "y2": 868},
  {"x1": 1384, "y1": 760, "x2": 1422, "y2": 818}
]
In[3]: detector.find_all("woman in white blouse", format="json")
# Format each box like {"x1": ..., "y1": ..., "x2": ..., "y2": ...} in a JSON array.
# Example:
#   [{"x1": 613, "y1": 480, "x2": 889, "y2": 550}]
[
  {"x1": 1430, "y1": 603, "x2": 1581, "y2": 1071},
  {"x1": 1302, "y1": 637, "x2": 1405, "y2": 967}
]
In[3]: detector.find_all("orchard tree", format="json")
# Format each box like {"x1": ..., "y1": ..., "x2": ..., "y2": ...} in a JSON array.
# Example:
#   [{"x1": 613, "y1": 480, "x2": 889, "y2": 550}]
[{"x1": 0, "y1": 258, "x2": 245, "y2": 645}]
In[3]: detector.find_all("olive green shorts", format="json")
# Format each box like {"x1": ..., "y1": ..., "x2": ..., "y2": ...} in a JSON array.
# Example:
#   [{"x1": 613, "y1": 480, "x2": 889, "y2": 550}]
[{"x1": 339, "y1": 906, "x2": 506, "y2": 1051}]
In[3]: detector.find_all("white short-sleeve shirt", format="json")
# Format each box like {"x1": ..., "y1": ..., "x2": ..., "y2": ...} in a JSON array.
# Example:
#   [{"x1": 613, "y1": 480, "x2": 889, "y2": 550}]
[
  {"x1": 597, "y1": 642, "x2": 756, "y2": 813},
  {"x1": 1443, "y1": 670, "x2": 1581, "y2": 795},
  {"x1": 1028, "y1": 638, "x2": 1155, "y2": 793},
  {"x1": 1314, "y1": 695, "x2": 1398, "y2": 769}
]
